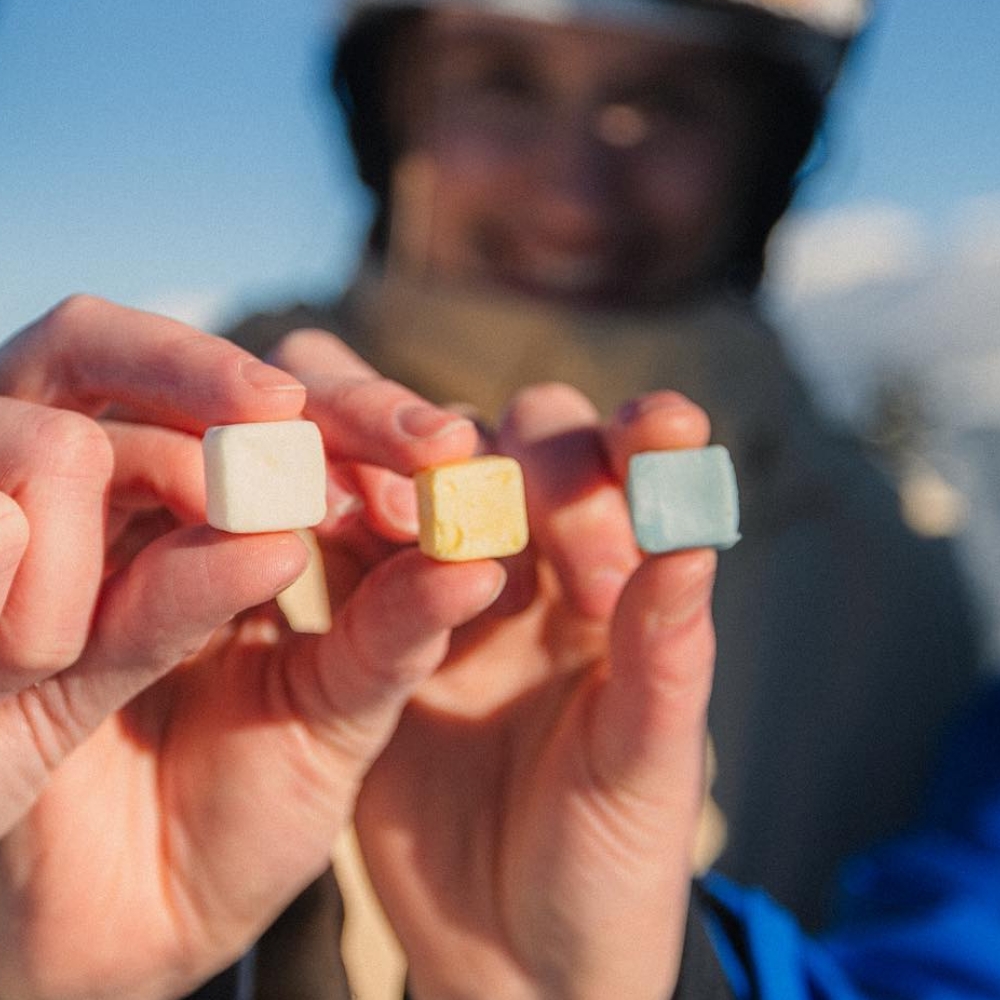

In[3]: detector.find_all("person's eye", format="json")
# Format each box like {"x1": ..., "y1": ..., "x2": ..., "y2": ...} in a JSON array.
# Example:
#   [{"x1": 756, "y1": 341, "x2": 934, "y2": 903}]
[
  {"x1": 468, "y1": 63, "x2": 539, "y2": 105},
  {"x1": 434, "y1": 51, "x2": 542, "y2": 116}
]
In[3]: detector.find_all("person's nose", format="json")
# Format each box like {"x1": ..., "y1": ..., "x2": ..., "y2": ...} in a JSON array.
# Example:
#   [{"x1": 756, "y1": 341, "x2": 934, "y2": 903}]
[{"x1": 534, "y1": 107, "x2": 628, "y2": 235}]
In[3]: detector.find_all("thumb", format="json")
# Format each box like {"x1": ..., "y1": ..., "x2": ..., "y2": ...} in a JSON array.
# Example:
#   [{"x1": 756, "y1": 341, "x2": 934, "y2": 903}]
[
  {"x1": 589, "y1": 549, "x2": 717, "y2": 816},
  {"x1": 284, "y1": 549, "x2": 508, "y2": 773},
  {"x1": 58, "y1": 528, "x2": 309, "y2": 737}
]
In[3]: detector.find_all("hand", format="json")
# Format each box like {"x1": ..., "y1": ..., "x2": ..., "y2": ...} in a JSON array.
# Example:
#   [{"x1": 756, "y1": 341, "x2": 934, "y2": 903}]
[
  {"x1": 0, "y1": 302, "x2": 503, "y2": 1000},
  {"x1": 264, "y1": 337, "x2": 715, "y2": 1000},
  {"x1": 0, "y1": 295, "x2": 312, "y2": 699}
]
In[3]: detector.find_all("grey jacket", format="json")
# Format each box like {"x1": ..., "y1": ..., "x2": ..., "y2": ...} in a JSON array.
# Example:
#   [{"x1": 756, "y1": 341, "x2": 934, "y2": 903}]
[{"x1": 222, "y1": 264, "x2": 982, "y2": 975}]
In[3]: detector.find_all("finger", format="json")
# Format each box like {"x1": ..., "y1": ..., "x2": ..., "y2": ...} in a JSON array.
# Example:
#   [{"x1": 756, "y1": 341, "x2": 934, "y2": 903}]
[
  {"x1": 0, "y1": 295, "x2": 305, "y2": 431},
  {"x1": 106, "y1": 420, "x2": 372, "y2": 549},
  {"x1": 103, "y1": 420, "x2": 206, "y2": 524},
  {"x1": 0, "y1": 493, "x2": 29, "y2": 615},
  {"x1": 286, "y1": 549, "x2": 507, "y2": 770},
  {"x1": 526, "y1": 550, "x2": 717, "y2": 1000},
  {"x1": 589, "y1": 549, "x2": 717, "y2": 815},
  {"x1": 0, "y1": 402, "x2": 114, "y2": 690},
  {"x1": 31, "y1": 527, "x2": 312, "y2": 749},
  {"x1": 348, "y1": 464, "x2": 419, "y2": 541},
  {"x1": 332, "y1": 412, "x2": 492, "y2": 541},
  {"x1": 270, "y1": 328, "x2": 480, "y2": 473},
  {"x1": 101, "y1": 421, "x2": 207, "y2": 583},
  {"x1": 603, "y1": 391, "x2": 712, "y2": 481},
  {"x1": 96, "y1": 550, "x2": 506, "y2": 951},
  {"x1": 498, "y1": 382, "x2": 639, "y2": 620}
]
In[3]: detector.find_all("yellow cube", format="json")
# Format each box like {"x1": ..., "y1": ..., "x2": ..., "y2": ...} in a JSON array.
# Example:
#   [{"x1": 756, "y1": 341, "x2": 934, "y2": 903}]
[{"x1": 415, "y1": 457, "x2": 529, "y2": 562}]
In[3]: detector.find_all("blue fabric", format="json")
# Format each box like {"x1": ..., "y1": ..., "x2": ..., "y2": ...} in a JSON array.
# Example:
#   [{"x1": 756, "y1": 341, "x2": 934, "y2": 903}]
[
  {"x1": 700, "y1": 681, "x2": 1000, "y2": 999},
  {"x1": 700, "y1": 873, "x2": 865, "y2": 1000},
  {"x1": 822, "y1": 682, "x2": 1000, "y2": 999}
]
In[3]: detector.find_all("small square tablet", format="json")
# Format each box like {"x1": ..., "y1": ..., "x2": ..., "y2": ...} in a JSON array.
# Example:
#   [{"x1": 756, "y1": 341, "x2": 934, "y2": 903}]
[
  {"x1": 416, "y1": 456, "x2": 529, "y2": 562},
  {"x1": 275, "y1": 530, "x2": 333, "y2": 634},
  {"x1": 626, "y1": 446, "x2": 740, "y2": 554},
  {"x1": 203, "y1": 420, "x2": 327, "y2": 533}
]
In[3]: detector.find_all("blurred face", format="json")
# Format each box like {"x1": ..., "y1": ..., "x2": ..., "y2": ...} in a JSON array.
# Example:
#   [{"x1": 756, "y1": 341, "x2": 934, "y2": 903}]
[{"x1": 384, "y1": 9, "x2": 762, "y2": 310}]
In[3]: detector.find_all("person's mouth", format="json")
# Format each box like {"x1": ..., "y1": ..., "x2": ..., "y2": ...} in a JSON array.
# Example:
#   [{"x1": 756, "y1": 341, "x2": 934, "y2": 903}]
[{"x1": 513, "y1": 243, "x2": 621, "y2": 302}]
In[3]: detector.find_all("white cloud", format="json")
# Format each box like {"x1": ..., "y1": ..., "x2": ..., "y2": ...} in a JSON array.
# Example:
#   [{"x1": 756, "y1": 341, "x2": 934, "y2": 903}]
[
  {"x1": 763, "y1": 197, "x2": 1000, "y2": 659},
  {"x1": 950, "y1": 193, "x2": 1000, "y2": 270},
  {"x1": 765, "y1": 201, "x2": 928, "y2": 304},
  {"x1": 136, "y1": 289, "x2": 236, "y2": 333},
  {"x1": 760, "y1": 194, "x2": 1000, "y2": 430}
]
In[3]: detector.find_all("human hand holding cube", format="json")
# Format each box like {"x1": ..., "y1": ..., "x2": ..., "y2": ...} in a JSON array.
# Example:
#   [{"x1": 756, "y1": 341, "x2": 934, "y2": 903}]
[
  {"x1": 202, "y1": 419, "x2": 330, "y2": 632},
  {"x1": 202, "y1": 420, "x2": 327, "y2": 534}
]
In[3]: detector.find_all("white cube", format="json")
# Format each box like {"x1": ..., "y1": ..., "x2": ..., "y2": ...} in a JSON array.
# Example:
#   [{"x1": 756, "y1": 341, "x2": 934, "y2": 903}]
[{"x1": 203, "y1": 420, "x2": 327, "y2": 533}]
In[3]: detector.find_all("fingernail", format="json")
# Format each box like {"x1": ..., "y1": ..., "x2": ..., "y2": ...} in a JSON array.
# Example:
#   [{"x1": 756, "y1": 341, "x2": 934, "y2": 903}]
[
  {"x1": 381, "y1": 477, "x2": 420, "y2": 535},
  {"x1": 239, "y1": 357, "x2": 304, "y2": 394},
  {"x1": 327, "y1": 490, "x2": 365, "y2": 523},
  {"x1": 616, "y1": 392, "x2": 686, "y2": 426},
  {"x1": 651, "y1": 551, "x2": 718, "y2": 630},
  {"x1": 396, "y1": 403, "x2": 468, "y2": 441},
  {"x1": 590, "y1": 564, "x2": 630, "y2": 601},
  {"x1": 480, "y1": 565, "x2": 509, "y2": 609}
]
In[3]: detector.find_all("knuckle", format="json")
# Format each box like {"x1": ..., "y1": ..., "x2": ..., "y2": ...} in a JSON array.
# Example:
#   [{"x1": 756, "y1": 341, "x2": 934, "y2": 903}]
[
  {"x1": 30, "y1": 407, "x2": 114, "y2": 482},
  {"x1": 40, "y1": 292, "x2": 110, "y2": 335},
  {"x1": 0, "y1": 634, "x2": 83, "y2": 689}
]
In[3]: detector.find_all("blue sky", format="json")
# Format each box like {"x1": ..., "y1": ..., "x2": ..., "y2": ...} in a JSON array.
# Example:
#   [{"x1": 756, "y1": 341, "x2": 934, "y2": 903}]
[
  {"x1": 1, "y1": 0, "x2": 998, "y2": 337},
  {"x1": 805, "y1": 1, "x2": 1000, "y2": 221}
]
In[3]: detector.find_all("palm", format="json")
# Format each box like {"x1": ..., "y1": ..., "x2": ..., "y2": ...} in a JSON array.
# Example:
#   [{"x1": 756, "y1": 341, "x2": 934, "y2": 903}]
[
  {"x1": 348, "y1": 382, "x2": 719, "y2": 1000},
  {"x1": 357, "y1": 555, "x2": 702, "y2": 999},
  {"x1": 3, "y1": 513, "x2": 503, "y2": 1000},
  {"x1": 6, "y1": 617, "x2": 353, "y2": 999}
]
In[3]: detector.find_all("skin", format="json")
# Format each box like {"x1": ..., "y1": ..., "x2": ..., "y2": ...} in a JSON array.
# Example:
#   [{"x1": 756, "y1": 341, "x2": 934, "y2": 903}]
[
  {"x1": 0, "y1": 17, "x2": 792, "y2": 1000},
  {"x1": 0, "y1": 297, "x2": 503, "y2": 999},
  {"x1": 274, "y1": 330, "x2": 719, "y2": 1000},
  {"x1": 383, "y1": 10, "x2": 761, "y2": 309},
  {"x1": 0, "y1": 298, "x2": 717, "y2": 999}
]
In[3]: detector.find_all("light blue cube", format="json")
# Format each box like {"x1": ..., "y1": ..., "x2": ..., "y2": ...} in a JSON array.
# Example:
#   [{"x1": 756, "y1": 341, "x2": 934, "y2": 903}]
[{"x1": 626, "y1": 446, "x2": 741, "y2": 553}]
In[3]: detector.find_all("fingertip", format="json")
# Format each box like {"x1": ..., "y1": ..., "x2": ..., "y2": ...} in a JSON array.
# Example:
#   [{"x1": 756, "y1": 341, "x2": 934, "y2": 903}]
[
  {"x1": 401, "y1": 410, "x2": 481, "y2": 470},
  {"x1": 622, "y1": 548, "x2": 718, "y2": 623},
  {"x1": 233, "y1": 528, "x2": 315, "y2": 598},
  {"x1": 177, "y1": 525, "x2": 314, "y2": 609},
  {"x1": 352, "y1": 465, "x2": 419, "y2": 540},
  {"x1": 300, "y1": 552, "x2": 507, "y2": 728},
  {"x1": 237, "y1": 355, "x2": 308, "y2": 404},
  {"x1": 613, "y1": 391, "x2": 710, "y2": 437},
  {"x1": 405, "y1": 553, "x2": 509, "y2": 624},
  {"x1": 471, "y1": 558, "x2": 509, "y2": 612},
  {"x1": 606, "y1": 392, "x2": 712, "y2": 480},
  {"x1": 498, "y1": 382, "x2": 600, "y2": 445}
]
